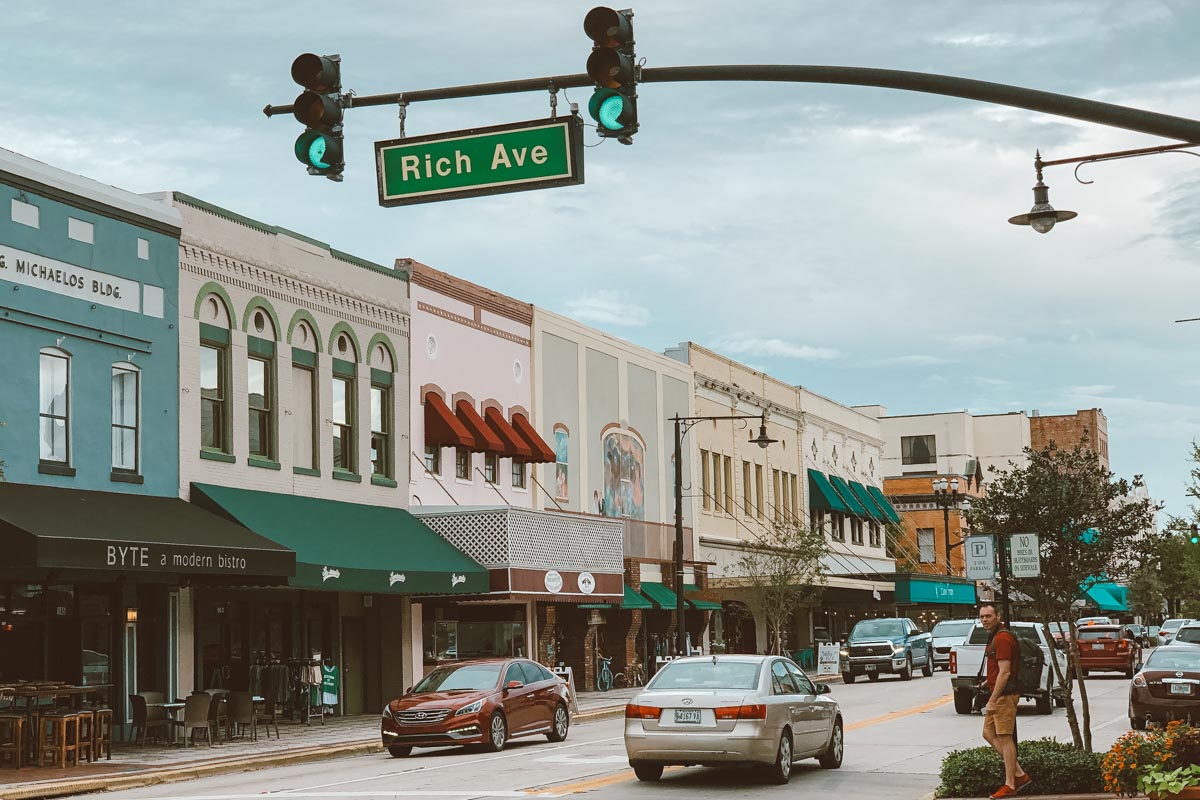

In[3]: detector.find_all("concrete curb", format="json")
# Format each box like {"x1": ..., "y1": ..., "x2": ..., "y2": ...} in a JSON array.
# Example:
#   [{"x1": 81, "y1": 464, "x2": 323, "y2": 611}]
[{"x1": 0, "y1": 706, "x2": 629, "y2": 800}]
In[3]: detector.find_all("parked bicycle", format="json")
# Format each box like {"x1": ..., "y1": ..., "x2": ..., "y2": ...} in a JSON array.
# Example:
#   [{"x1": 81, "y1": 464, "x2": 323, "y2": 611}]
[
  {"x1": 612, "y1": 660, "x2": 644, "y2": 689},
  {"x1": 596, "y1": 654, "x2": 614, "y2": 692}
]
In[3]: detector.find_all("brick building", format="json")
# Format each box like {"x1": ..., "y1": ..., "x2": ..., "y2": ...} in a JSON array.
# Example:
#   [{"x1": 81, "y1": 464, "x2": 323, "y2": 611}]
[{"x1": 1029, "y1": 408, "x2": 1109, "y2": 470}]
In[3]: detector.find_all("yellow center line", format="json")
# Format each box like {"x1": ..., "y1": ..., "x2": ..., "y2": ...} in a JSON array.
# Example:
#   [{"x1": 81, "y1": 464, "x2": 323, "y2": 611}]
[{"x1": 534, "y1": 693, "x2": 953, "y2": 796}]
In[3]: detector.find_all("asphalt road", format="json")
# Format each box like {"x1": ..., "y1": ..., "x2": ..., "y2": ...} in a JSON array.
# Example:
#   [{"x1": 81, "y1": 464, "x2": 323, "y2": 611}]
[{"x1": 81, "y1": 670, "x2": 1138, "y2": 800}]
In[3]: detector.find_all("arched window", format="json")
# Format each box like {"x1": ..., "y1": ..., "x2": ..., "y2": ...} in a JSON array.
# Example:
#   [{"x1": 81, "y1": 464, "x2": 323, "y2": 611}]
[
  {"x1": 39, "y1": 347, "x2": 71, "y2": 465},
  {"x1": 199, "y1": 293, "x2": 232, "y2": 454},
  {"x1": 553, "y1": 424, "x2": 569, "y2": 501},
  {"x1": 111, "y1": 363, "x2": 140, "y2": 474}
]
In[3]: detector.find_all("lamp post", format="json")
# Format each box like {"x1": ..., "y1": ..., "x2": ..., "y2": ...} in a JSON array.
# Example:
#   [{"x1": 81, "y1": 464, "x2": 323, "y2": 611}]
[
  {"x1": 932, "y1": 477, "x2": 962, "y2": 577},
  {"x1": 672, "y1": 412, "x2": 776, "y2": 657}
]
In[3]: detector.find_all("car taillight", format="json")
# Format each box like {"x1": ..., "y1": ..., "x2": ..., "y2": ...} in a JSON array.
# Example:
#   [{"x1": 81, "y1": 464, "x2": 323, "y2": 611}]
[
  {"x1": 625, "y1": 704, "x2": 660, "y2": 720},
  {"x1": 949, "y1": 651, "x2": 957, "y2": 674},
  {"x1": 1117, "y1": 640, "x2": 1128, "y2": 650},
  {"x1": 737, "y1": 704, "x2": 767, "y2": 720},
  {"x1": 1132, "y1": 673, "x2": 1147, "y2": 688}
]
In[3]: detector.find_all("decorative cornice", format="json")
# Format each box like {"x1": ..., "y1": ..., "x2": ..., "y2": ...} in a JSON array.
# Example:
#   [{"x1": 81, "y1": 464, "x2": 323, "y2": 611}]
[
  {"x1": 405, "y1": 259, "x2": 533, "y2": 326},
  {"x1": 417, "y1": 301, "x2": 531, "y2": 347}
]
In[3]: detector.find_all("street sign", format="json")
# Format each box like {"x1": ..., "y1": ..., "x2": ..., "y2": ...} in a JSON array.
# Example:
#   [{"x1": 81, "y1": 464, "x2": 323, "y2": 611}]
[
  {"x1": 965, "y1": 536, "x2": 995, "y2": 580},
  {"x1": 375, "y1": 116, "x2": 584, "y2": 207},
  {"x1": 1010, "y1": 532, "x2": 1041, "y2": 578}
]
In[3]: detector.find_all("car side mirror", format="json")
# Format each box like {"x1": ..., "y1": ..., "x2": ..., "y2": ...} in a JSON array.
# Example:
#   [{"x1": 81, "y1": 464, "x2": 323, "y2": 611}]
[
  {"x1": 815, "y1": 683, "x2": 831, "y2": 695},
  {"x1": 505, "y1": 680, "x2": 524, "y2": 691},
  {"x1": 405, "y1": 686, "x2": 412, "y2": 694}
]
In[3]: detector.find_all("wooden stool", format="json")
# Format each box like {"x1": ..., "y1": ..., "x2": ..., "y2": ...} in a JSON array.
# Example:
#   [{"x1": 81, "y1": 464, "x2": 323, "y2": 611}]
[
  {"x1": 0, "y1": 713, "x2": 23, "y2": 769},
  {"x1": 38, "y1": 712, "x2": 80, "y2": 768},
  {"x1": 92, "y1": 708, "x2": 113, "y2": 760},
  {"x1": 76, "y1": 710, "x2": 95, "y2": 764}
]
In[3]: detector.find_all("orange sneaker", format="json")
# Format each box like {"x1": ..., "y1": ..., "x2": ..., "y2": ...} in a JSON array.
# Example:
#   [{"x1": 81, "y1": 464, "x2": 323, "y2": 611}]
[
  {"x1": 990, "y1": 785, "x2": 1018, "y2": 799},
  {"x1": 1015, "y1": 773, "x2": 1033, "y2": 794}
]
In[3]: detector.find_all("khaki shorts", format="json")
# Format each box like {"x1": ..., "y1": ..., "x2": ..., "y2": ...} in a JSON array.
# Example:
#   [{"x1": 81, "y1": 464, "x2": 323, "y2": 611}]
[{"x1": 983, "y1": 693, "x2": 1019, "y2": 737}]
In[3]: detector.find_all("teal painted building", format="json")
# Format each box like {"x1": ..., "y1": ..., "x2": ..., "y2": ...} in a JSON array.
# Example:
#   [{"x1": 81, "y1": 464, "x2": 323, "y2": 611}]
[{"x1": 0, "y1": 147, "x2": 182, "y2": 493}]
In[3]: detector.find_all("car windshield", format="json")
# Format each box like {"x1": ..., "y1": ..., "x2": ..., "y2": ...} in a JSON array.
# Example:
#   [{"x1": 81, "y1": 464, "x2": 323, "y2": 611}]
[
  {"x1": 411, "y1": 664, "x2": 502, "y2": 693},
  {"x1": 1162, "y1": 620, "x2": 1190, "y2": 633},
  {"x1": 932, "y1": 621, "x2": 975, "y2": 638},
  {"x1": 649, "y1": 660, "x2": 761, "y2": 690},
  {"x1": 1175, "y1": 628, "x2": 1200, "y2": 644},
  {"x1": 1078, "y1": 629, "x2": 1119, "y2": 640},
  {"x1": 1146, "y1": 648, "x2": 1200, "y2": 671},
  {"x1": 851, "y1": 621, "x2": 905, "y2": 639}
]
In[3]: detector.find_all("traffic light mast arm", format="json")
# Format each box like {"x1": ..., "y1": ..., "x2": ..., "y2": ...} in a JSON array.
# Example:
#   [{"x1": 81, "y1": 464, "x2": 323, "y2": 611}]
[{"x1": 263, "y1": 64, "x2": 1200, "y2": 143}]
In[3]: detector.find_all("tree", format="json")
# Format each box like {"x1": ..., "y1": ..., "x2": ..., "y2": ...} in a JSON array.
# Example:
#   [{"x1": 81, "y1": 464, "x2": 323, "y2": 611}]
[
  {"x1": 730, "y1": 519, "x2": 829, "y2": 655},
  {"x1": 965, "y1": 441, "x2": 1159, "y2": 752}
]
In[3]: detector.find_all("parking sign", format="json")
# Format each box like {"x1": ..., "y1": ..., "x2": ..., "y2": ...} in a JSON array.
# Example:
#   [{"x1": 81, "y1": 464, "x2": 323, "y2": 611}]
[{"x1": 965, "y1": 536, "x2": 996, "y2": 580}]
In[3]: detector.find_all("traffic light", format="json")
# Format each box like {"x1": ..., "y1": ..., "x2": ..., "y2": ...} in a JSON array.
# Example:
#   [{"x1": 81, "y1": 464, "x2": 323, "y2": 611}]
[
  {"x1": 584, "y1": 7, "x2": 638, "y2": 144},
  {"x1": 1190, "y1": 527, "x2": 1199, "y2": 545},
  {"x1": 291, "y1": 53, "x2": 344, "y2": 181}
]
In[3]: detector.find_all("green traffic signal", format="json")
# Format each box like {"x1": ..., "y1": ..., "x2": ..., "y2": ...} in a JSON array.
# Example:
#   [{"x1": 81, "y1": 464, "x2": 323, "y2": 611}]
[
  {"x1": 291, "y1": 52, "x2": 344, "y2": 181},
  {"x1": 583, "y1": 7, "x2": 638, "y2": 144},
  {"x1": 1191, "y1": 535, "x2": 1200, "y2": 545},
  {"x1": 589, "y1": 88, "x2": 630, "y2": 131},
  {"x1": 295, "y1": 130, "x2": 342, "y2": 171}
]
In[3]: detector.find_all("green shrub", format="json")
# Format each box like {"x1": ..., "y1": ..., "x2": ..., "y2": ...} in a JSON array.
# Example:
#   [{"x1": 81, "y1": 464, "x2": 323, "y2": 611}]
[{"x1": 936, "y1": 738, "x2": 1104, "y2": 798}]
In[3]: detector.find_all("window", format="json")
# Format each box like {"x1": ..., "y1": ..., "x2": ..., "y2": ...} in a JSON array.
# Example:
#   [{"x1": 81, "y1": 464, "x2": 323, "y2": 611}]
[
  {"x1": 918, "y1": 528, "x2": 936, "y2": 563},
  {"x1": 370, "y1": 383, "x2": 392, "y2": 478},
  {"x1": 742, "y1": 461, "x2": 753, "y2": 516},
  {"x1": 851, "y1": 516, "x2": 864, "y2": 545},
  {"x1": 292, "y1": 365, "x2": 317, "y2": 469},
  {"x1": 111, "y1": 365, "x2": 139, "y2": 472},
  {"x1": 200, "y1": 343, "x2": 228, "y2": 452},
  {"x1": 512, "y1": 460, "x2": 526, "y2": 488},
  {"x1": 770, "y1": 660, "x2": 799, "y2": 694},
  {"x1": 553, "y1": 425, "x2": 569, "y2": 500},
  {"x1": 68, "y1": 217, "x2": 94, "y2": 244},
  {"x1": 137, "y1": 238, "x2": 150, "y2": 260},
  {"x1": 456, "y1": 447, "x2": 470, "y2": 480},
  {"x1": 810, "y1": 508, "x2": 826, "y2": 535},
  {"x1": 773, "y1": 470, "x2": 782, "y2": 522},
  {"x1": 12, "y1": 198, "x2": 39, "y2": 228},
  {"x1": 755, "y1": 464, "x2": 765, "y2": 519},
  {"x1": 790, "y1": 474, "x2": 799, "y2": 521},
  {"x1": 901, "y1": 434, "x2": 937, "y2": 465},
  {"x1": 39, "y1": 349, "x2": 70, "y2": 463},
  {"x1": 700, "y1": 449, "x2": 712, "y2": 511},
  {"x1": 332, "y1": 375, "x2": 355, "y2": 472},
  {"x1": 248, "y1": 357, "x2": 274, "y2": 459},
  {"x1": 424, "y1": 445, "x2": 441, "y2": 475},
  {"x1": 870, "y1": 521, "x2": 882, "y2": 548},
  {"x1": 711, "y1": 452, "x2": 723, "y2": 512},
  {"x1": 483, "y1": 452, "x2": 498, "y2": 484},
  {"x1": 723, "y1": 456, "x2": 733, "y2": 514},
  {"x1": 831, "y1": 512, "x2": 845, "y2": 541}
]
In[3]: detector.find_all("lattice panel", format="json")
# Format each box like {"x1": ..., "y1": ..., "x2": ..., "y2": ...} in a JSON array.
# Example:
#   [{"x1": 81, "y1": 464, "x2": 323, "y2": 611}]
[
  {"x1": 507, "y1": 509, "x2": 623, "y2": 572},
  {"x1": 416, "y1": 509, "x2": 510, "y2": 567}
]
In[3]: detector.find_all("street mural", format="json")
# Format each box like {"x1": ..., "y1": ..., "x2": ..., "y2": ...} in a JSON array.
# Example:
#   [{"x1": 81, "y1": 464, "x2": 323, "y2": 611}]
[{"x1": 602, "y1": 426, "x2": 645, "y2": 520}]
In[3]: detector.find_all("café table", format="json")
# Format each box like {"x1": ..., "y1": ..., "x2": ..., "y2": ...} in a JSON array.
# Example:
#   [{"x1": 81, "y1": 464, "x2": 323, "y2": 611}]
[
  {"x1": 11, "y1": 684, "x2": 113, "y2": 763},
  {"x1": 146, "y1": 701, "x2": 187, "y2": 745}
]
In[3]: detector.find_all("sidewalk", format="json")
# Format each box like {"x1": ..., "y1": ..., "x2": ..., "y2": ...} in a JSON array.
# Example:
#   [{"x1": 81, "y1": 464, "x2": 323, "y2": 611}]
[{"x1": 0, "y1": 676, "x2": 843, "y2": 800}]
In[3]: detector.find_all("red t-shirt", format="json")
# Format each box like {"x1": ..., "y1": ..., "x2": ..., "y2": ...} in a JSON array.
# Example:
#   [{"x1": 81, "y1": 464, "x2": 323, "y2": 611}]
[{"x1": 986, "y1": 629, "x2": 1018, "y2": 691}]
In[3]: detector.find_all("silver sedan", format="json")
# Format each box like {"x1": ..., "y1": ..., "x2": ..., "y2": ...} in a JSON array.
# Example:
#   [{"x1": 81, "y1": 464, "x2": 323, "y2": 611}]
[{"x1": 624, "y1": 655, "x2": 843, "y2": 784}]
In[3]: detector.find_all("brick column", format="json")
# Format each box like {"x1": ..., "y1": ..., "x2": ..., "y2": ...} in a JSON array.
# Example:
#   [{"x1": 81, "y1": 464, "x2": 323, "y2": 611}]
[{"x1": 537, "y1": 602, "x2": 557, "y2": 667}]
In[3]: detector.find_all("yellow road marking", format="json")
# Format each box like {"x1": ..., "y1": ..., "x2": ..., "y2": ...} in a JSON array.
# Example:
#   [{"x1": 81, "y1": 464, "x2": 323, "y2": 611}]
[{"x1": 535, "y1": 693, "x2": 953, "y2": 795}]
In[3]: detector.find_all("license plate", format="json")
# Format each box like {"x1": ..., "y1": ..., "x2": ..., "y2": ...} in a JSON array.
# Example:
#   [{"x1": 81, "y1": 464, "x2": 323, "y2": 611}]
[
  {"x1": 674, "y1": 709, "x2": 701, "y2": 724},
  {"x1": 1092, "y1": 644, "x2": 1105, "y2": 650},
  {"x1": 1171, "y1": 684, "x2": 1193, "y2": 695},
  {"x1": 865, "y1": 664, "x2": 877, "y2": 671}
]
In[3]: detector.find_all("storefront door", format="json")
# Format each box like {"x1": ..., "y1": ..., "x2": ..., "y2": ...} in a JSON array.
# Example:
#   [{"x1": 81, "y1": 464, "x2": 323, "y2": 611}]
[{"x1": 342, "y1": 617, "x2": 365, "y2": 715}]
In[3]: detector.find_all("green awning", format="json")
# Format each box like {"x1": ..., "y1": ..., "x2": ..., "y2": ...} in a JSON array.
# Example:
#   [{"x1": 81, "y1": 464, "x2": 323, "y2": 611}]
[
  {"x1": 682, "y1": 583, "x2": 721, "y2": 611},
  {"x1": 828, "y1": 475, "x2": 868, "y2": 517},
  {"x1": 849, "y1": 481, "x2": 889, "y2": 523},
  {"x1": 1084, "y1": 583, "x2": 1127, "y2": 613},
  {"x1": 192, "y1": 483, "x2": 488, "y2": 594},
  {"x1": 640, "y1": 581, "x2": 680, "y2": 609},
  {"x1": 808, "y1": 470, "x2": 851, "y2": 514},
  {"x1": 866, "y1": 485, "x2": 903, "y2": 524},
  {"x1": 582, "y1": 585, "x2": 657, "y2": 610}
]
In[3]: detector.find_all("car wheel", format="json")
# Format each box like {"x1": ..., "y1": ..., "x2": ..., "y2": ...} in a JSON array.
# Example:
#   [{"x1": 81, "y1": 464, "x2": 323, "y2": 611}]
[
  {"x1": 547, "y1": 704, "x2": 569, "y2": 742},
  {"x1": 1081, "y1": 669, "x2": 1089, "y2": 678},
  {"x1": 484, "y1": 711, "x2": 507, "y2": 752},
  {"x1": 867, "y1": 672, "x2": 880, "y2": 682},
  {"x1": 953, "y1": 689, "x2": 973, "y2": 715},
  {"x1": 387, "y1": 745, "x2": 412, "y2": 758},
  {"x1": 842, "y1": 672, "x2": 856, "y2": 684},
  {"x1": 818, "y1": 719, "x2": 843, "y2": 769},
  {"x1": 921, "y1": 656, "x2": 934, "y2": 678},
  {"x1": 899, "y1": 655, "x2": 913, "y2": 681},
  {"x1": 1130, "y1": 715, "x2": 1147, "y2": 730},
  {"x1": 633, "y1": 762, "x2": 664, "y2": 782},
  {"x1": 762, "y1": 731, "x2": 793, "y2": 784}
]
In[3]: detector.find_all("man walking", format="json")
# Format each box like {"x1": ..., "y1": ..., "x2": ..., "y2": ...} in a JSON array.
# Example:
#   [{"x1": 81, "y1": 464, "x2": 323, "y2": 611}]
[{"x1": 979, "y1": 602, "x2": 1032, "y2": 798}]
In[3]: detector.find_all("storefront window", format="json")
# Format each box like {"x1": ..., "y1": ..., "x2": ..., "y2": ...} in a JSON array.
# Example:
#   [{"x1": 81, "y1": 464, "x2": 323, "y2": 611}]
[{"x1": 423, "y1": 620, "x2": 526, "y2": 662}]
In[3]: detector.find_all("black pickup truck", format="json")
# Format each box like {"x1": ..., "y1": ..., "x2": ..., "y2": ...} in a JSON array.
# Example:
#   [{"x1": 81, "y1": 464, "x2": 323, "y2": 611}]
[{"x1": 839, "y1": 617, "x2": 934, "y2": 682}]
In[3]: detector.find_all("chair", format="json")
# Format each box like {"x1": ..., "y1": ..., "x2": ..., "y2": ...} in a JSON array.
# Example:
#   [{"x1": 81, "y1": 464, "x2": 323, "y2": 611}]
[
  {"x1": 0, "y1": 713, "x2": 24, "y2": 769},
  {"x1": 75, "y1": 710, "x2": 95, "y2": 763},
  {"x1": 92, "y1": 707, "x2": 112, "y2": 761},
  {"x1": 174, "y1": 694, "x2": 214, "y2": 747},
  {"x1": 204, "y1": 690, "x2": 230, "y2": 741},
  {"x1": 226, "y1": 692, "x2": 256, "y2": 741},
  {"x1": 129, "y1": 694, "x2": 172, "y2": 745},
  {"x1": 37, "y1": 711, "x2": 79, "y2": 768},
  {"x1": 254, "y1": 693, "x2": 280, "y2": 740}
]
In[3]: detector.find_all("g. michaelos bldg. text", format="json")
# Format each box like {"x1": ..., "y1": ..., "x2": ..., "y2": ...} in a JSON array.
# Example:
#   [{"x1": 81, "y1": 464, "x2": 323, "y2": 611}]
[{"x1": 0, "y1": 244, "x2": 141, "y2": 313}]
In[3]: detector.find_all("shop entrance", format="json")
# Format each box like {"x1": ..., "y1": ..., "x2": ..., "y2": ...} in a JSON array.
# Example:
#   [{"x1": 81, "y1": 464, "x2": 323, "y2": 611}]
[{"x1": 341, "y1": 617, "x2": 365, "y2": 715}]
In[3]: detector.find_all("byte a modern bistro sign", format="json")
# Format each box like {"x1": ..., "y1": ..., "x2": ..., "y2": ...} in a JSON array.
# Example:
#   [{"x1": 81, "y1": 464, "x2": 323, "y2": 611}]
[{"x1": 375, "y1": 116, "x2": 584, "y2": 207}]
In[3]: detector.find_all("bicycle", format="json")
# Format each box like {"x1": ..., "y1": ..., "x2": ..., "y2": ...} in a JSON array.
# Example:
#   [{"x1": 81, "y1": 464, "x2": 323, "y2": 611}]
[
  {"x1": 612, "y1": 660, "x2": 644, "y2": 689},
  {"x1": 596, "y1": 655, "x2": 614, "y2": 692}
]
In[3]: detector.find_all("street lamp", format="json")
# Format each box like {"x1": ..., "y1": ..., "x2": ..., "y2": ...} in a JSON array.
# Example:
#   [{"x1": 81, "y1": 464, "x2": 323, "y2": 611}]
[
  {"x1": 1008, "y1": 152, "x2": 1077, "y2": 234},
  {"x1": 932, "y1": 477, "x2": 963, "y2": 577},
  {"x1": 672, "y1": 411, "x2": 777, "y2": 657}
]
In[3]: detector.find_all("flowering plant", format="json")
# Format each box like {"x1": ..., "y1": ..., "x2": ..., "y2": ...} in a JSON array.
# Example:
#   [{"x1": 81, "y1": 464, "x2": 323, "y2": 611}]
[{"x1": 1102, "y1": 722, "x2": 1200, "y2": 797}]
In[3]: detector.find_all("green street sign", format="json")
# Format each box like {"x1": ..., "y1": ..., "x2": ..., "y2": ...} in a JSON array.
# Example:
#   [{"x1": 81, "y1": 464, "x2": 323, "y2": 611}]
[{"x1": 374, "y1": 116, "x2": 585, "y2": 207}]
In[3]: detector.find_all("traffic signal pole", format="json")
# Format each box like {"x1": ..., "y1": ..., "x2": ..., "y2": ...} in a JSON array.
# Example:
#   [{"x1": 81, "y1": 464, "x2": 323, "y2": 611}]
[{"x1": 264, "y1": 64, "x2": 1200, "y2": 143}]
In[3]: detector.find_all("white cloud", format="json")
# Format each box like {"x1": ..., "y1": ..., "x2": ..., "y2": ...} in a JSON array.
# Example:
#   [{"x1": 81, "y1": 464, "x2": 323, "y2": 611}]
[
  {"x1": 562, "y1": 291, "x2": 650, "y2": 328},
  {"x1": 711, "y1": 335, "x2": 839, "y2": 361}
]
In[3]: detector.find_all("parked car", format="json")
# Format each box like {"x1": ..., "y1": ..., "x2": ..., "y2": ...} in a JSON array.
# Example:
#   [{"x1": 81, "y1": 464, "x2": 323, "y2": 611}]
[
  {"x1": 1129, "y1": 643, "x2": 1200, "y2": 729},
  {"x1": 1158, "y1": 618, "x2": 1197, "y2": 646},
  {"x1": 1123, "y1": 624, "x2": 1150, "y2": 648},
  {"x1": 1149, "y1": 625, "x2": 1161, "y2": 643},
  {"x1": 1076, "y1": 624, "x2": 1142, "y2": 678},
  {"x1": 950, "y1": 621, "x2": 1067, "y2": 715},
  {"x1": 930, "y1": 620, "x2": 976, "y2": 671},
  {"x1": 839, "y1": 617, "x2": 934, "y2": 682},
  {"x1": 1171, "y1": 624, "x2": 1200, "y2": 646},
  {"x1": 1048, "y1": 621, "x2": 1072, "y2": 648},
  {"x1": 624, "y1": 655, "x2": 842, "y2": 784},
  {"x1": 1076, "y1": 616, "x2": 1113, "y2": 627},
  {"x1": 381, "y1": 658, "x2": 571, "y2": 756}
]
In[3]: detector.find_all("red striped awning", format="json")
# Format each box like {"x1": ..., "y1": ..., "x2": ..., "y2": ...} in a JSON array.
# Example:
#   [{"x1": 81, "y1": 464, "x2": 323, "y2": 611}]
[
  {"x1": 485, "y1": 407, "x2": 533, "y2": 460},
  {"x1": 424, "y1": 393, "x2": 475, "y2": 449},
  {"x1": 510, "y1": 413, "x2": 556, "y2": 464},
  {"x1": 456, "y1": 400, "x2": 505, "y2": 454}
]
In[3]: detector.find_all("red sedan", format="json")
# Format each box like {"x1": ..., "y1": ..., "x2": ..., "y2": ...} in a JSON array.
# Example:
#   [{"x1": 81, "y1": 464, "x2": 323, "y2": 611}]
[
  {"x1": 1077, "y1": 624, "x2": 1141, "y2": 678},
  {"x1": 381, "y1": 659, "x2": 571, "y2": 757}
]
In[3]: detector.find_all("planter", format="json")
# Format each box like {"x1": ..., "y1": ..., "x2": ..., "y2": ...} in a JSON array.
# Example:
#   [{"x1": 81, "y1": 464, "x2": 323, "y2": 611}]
[{"x1": 1148, "y1": 789, "x2": 1200, "y2": 800}]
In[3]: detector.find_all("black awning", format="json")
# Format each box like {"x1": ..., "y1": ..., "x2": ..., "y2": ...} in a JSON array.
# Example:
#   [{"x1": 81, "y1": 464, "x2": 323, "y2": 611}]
[{"x1": 0, "y1": 483, "x2": 294, "y2": 579}]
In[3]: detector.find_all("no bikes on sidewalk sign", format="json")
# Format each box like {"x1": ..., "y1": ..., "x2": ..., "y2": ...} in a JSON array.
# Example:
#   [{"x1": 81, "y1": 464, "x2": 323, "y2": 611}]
[{"x1": 965, "y1": 532, "x2": 1041, "y2": 580}]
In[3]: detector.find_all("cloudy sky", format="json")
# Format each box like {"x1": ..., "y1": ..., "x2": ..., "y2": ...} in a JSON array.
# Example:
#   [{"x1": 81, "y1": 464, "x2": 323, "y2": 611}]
[{"x1": 7, "y1": 1, "x2": 1200, "y2": 518}]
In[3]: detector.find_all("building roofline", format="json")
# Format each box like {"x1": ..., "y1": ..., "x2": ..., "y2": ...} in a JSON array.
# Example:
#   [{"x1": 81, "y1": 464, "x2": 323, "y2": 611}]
[{"x1": 403, "y1": 259, "x2": 532, "y2": 325}]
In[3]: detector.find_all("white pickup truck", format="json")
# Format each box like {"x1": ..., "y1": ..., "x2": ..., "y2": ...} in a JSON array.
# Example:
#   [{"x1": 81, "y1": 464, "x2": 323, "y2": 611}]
[{"x1": 949, "y1": 622, "x2": 1068, "y2": 715}]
